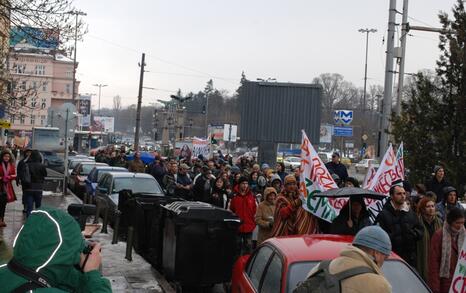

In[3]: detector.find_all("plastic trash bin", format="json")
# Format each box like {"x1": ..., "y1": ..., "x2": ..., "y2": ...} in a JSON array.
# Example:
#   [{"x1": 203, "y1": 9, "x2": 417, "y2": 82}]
[{"x1": 162, "y1": 201, "x2": 241, "y2": 287}]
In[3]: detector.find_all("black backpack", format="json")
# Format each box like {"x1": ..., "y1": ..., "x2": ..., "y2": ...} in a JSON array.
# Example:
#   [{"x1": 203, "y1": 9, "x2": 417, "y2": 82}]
[
  {"x1": 18, "y1": 161, "x2": 31, "y2": 185},
  {"x1": 293, "y1": 260, "x2": 375, "y2": 293}
]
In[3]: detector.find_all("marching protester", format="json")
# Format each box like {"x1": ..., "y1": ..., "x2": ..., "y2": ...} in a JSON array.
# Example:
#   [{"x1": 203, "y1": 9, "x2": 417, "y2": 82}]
[
  {"x1": 193, "y1": 166, "x2": 213, "y2": 203},
  {"x1": 127, "y1": 151, "x2": 145, "y2": 173},
  {"x1": 229, "y1": 176, "x2": 257, "y2": 255},
  {"x1": 416, "y1": 197, "x2": 443, "y2": 282},
  {"x1": 376, "y1": 184, "x2": 424, "y2": 268},
  {"x1": 325, "y1": 152, "x2": 348, "y2": 182},
  {"x1": 271, "y1": 175, "x2": 318, "y2": 236},
  {"x1": 175, "y1": 163, "x2": 193, "y2": 200},
  {"x1": 16, "y1": 148, "x2": 32, "y2": 213},
  {"x1": 435, "y1": 186, "x2": 464, "y2": 221},
  {"x1": 297, "y1": 226, "x2": 392, "y2": 293},
  {"x1": 211, "y1": 176, "x2": 228, "y2": 208},
  {"x1": 21, "y1": 150, "x2": 47, "y2": 217},
  {"x1": 330, "y1": 196, "x2": 371, "y2": 236},
  {"x1": 429, "y1": 208, "x2": 465, "y2": 293},
  {"x1": 0, "y1": 150, "x2": 16, "y2": 227},
  {"x1": 255, "y1": 187, "x2": 277, "y2": 244},
  {"x1": 0, "y1": 207, "x2": 111, "y2": 292},
  {"x1": 425, "y1": 165, "x2": 450, "y2": 203}
]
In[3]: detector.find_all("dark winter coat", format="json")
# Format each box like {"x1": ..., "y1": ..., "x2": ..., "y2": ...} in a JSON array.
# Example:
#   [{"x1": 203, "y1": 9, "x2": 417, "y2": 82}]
[
  {"x1": 330, "y1": 200, "x2": 371, "y2": 236},
  {"x1": 425, "y1": 177, "x2": 450, "y2": 203},
  {"x1": 325, "y1": 161, "x2": 348, "y2": 182},
  {"x1": 375, "y1": 201, "x2": 424, "y2": 268},
  {"x1": 23, "y1": 161, "x2": 47, "y2": 191},
  {"x1": 192, "y1": 175, "x2": 212, "y2": 203}
]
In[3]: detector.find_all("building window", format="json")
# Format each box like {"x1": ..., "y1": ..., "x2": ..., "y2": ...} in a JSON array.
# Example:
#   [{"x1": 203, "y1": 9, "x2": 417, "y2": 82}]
[
  {"x1": 31, "y1": 98, "x2": 37, "y2": 108},
  {"x1": 41, "y1": 98, "x2": 47, "y2": 109},
  {"x1": 35, "y1": 65, "x2": 45, "y2": 75},
  {"x1": 20, "y1": 98, "x2": 26, "y2": 107},
  {"x1": 15, "y1": 64, "x2": 26, "y2": 74},
  {"x1": 31, "y1": 81, "x2": 37, "y2": 89},
  {"x1": 65, "y1": 84, "x2": 71, "y2": 94},
  {"x1": 42, "y1": 82, "x2": 47, "y2": 91},
  {"x1": 30, "y1": 115, "x2": 35, "y2": 125},
  {"x1": 19, "y1": 115, "x2": 25, "y2": 124},
  {"x1": 21, "y1": 81, "x2": 27, "y2": 90},
  {"x1": 40, "y1": 115, "x2": 46, "y2": 126},
  {"x1": 9, "y1": 115, "x2": 14, "y2": 123},
  {"x1": 66, "y1": 70, "x2": 72, "y2": 78}
]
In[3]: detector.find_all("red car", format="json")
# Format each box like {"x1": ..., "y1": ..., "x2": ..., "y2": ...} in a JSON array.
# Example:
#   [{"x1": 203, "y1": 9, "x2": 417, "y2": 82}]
[{"x1": 231, "y1": 234, "x2": 431, "y2": 293}]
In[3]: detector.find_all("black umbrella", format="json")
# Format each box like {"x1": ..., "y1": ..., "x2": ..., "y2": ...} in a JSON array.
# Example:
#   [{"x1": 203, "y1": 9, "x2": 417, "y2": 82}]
[
  {"x1": 313, "y1": 187, "x2": 387, "y2": 221},
  {"x1": 313, "y1": 187, "x2": 386, "y2": 200}
]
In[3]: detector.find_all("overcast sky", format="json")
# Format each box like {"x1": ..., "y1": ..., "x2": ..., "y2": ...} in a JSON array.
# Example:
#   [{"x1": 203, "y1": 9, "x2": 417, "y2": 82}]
[{"x1": 74, "y1": 0, "x2": 457, "y2": 108}]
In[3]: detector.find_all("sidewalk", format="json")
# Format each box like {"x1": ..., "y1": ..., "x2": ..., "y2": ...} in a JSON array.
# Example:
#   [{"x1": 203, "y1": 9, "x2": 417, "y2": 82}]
[{"x1": 0, "y1": 187, "x2": 164, "y2": 293}]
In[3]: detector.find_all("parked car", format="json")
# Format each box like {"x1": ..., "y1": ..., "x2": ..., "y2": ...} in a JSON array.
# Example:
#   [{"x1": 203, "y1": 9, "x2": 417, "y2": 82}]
[
  {"x1": 67, "y1": 158, "x2": 93, "y2": 175},
  {"x1": 231, "y1": 234, "x2": 430, "y2": 293},
  {"x1": 355, "y1": 159, "x2": 380, "y2": 173},
  {"x1": 68, "y1": 162, "x2": 108, "y2": 195},
  {"x1": 95, "y1": 172, "x2": 164, "y2": 219},
  {"x1": 85, "y1": 166, "x2": 128, "y2": 200},
  {"x1": 40, "y1": 151, "x2": 64, "y2": 172},
  {"x1": 317, "y1": 152, "x2": 330, "y2": 163},
  {"x1": 283, "y1": 157, "x2": 301, "y2": 170}
]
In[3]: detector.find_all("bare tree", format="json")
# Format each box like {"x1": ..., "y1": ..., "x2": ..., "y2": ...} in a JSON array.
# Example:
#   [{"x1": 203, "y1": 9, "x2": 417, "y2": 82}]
[{"x1": 113, "y1": 95, "x2": 121, "y2": 113}]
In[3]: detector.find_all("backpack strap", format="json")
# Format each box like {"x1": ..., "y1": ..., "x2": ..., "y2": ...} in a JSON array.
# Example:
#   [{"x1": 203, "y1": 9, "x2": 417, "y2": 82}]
[
  {"x1": 332, "y1": 265, "x2": 375, "y2": 282},
  {"x1": 11, "y1": 282, "x2": 43, "y2": 293},
  {"x1": 7, "y1": 259, "x2": 51, "y2": 291}
]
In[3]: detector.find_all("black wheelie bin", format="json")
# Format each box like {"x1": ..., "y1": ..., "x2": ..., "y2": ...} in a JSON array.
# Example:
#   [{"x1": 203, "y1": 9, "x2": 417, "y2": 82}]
[
  {"x1": 162, "y1": 201, "x2": 241, "y2": 288},
  {"x1": 132, "y1": 195, "x2": 184, "y2": 269}
]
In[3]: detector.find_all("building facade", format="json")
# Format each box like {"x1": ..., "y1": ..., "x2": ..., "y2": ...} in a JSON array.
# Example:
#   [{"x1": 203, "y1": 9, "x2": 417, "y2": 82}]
[{"x1": 8, "y1": 46, "x2": 79, "y2": 132}]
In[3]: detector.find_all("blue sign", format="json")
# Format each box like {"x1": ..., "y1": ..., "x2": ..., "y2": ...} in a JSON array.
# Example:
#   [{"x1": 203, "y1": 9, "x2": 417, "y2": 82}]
[
  {"x1": 334, "y1": 126, "x2": 353, "y2": 137},
  {"x1": 334, "y1": 110, "x2": 353, "y2": 125}
]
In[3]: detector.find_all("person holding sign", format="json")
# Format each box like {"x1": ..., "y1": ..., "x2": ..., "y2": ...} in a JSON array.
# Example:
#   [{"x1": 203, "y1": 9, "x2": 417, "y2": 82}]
[{"x1": 429, "y1": 208, "x2": 465, "y2": 293}]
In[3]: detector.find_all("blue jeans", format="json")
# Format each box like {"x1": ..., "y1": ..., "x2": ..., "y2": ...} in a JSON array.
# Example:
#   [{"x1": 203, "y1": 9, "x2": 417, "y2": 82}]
[{"x1": 24, "y1": 190, "x2": 42, "y2": 217}]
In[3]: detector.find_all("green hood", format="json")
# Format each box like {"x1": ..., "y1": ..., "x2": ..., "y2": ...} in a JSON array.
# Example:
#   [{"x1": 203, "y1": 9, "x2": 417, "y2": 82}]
[{"x1": 1, "y1": 207, "x2": 86, "y2": 291}]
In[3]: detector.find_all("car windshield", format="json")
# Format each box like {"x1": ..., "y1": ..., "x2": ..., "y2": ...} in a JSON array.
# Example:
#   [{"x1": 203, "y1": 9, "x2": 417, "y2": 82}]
[
  {"x1": 70, "y1": 160, "x2": 91, "y2": 169},
  {"x1": 81, "y1": 164, "x2": 97, "y2": 175},
  {"x1": 96, "y1": 169, "x2": 126, "y2": 182},
  {"x1": 287, "y1": 260, "x2": 429, "y2": 293},
  {"x1": 113, "y1": 177, "x2": 162, "y2": 194}
]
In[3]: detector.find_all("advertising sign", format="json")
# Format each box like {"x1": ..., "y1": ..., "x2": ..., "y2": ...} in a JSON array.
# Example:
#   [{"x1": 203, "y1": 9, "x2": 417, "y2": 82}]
[
  {"x1": 92, "y1": 116, "x2": 114, "y2": 133},
  {"x1": 223, "y1": 124, "x2": 238, "y2": 142},
  {"x1": 78, "y1": 95, "x2": 92, "y2": 127},
  {"x1": 319, "y1": 125, "x2": 333, "y2": 144}
]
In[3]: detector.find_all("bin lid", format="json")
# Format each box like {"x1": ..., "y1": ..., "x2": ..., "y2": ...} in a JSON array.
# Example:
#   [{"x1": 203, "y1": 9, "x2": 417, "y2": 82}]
[{"x1": 163, "y1": 201, "x2": 240, "y2": 222}]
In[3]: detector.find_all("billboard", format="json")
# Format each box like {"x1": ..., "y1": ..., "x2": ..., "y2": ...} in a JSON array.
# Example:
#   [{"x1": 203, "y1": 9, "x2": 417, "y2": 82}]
[
  {"x1": 78, "y1": 95, "x2": 92, "y2": 127},
  {"x1": 10, "y1": 27, "x2": 59, "y2": 49},
  {"x1": 92, "y1": 116, "x2": 114, "y2": 133},
  {"x1": 320, "y1": 125, "x2": 333, "y2": 144}
]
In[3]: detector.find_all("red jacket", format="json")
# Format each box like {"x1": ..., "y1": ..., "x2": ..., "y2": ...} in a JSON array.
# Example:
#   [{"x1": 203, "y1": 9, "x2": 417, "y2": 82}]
[
  {"x1": 429, "y1": 229, "x2": 458, "y2": 293},
  {"x1": 229, "y1": 189, "x2": 257, "y2": 233},
  {"x1": 0, "y1": 162, "x2": 16, "y2": 203}
]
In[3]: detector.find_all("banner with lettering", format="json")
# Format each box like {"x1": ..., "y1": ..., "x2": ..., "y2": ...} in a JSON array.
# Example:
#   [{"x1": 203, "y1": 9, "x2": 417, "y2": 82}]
[
  {"x1": 450, "y1": 236, "x2": 466, "y2": 293},
  {"x1": 299, "y1": 130, "x2": 344, "y2": 222},
  {"x1": 366, "y1": 143, "x2": 404, "y2": 220},
  {"x1": 192, "y1": 138, "x2": 210, "y2": 158},
  {"x1": 362, "y1": 161, "x2": 377, "y2": 189}
]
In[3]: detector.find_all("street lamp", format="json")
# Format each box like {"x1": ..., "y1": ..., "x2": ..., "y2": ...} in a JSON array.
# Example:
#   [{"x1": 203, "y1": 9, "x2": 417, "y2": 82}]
[
  {"x1": 92, "y1": 84, "x2": 107, "y2": 115},
  {"x1": 358, "y1": 28, "x2": 377, "y2": 112}
]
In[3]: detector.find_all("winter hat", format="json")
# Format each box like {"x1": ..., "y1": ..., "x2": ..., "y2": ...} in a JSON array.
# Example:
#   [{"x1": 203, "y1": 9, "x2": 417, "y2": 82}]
[
  {"x1": 238, "y1": 176, "x2": 249, "y2": 185},
  {"x1": 231, "y1": 166, "x2": 241, "y2": 174},
  {"x1": 179, "y1": 163, "x2": 190, "y2": 170},
  {"x1": 353, "y1": 226, "x2": 392, "y2": 256},
  {"x1": 270, "y1": 174, "x2": 282, "y2": 184},
  {"x1": 284, "y1": 174, "x2": 297, "y2": 185},
  {"x1": 264, "y1": 187, "x2": 277, "y2": 199},
  {"x1": 442, "y1": 186, "x2": 457, "y2": 200},
  {"x1": 261, "y1": 163, "x2": 270, "y2": 170},
  {"x1": 433, "y1": 165, "x2": 443, "y2": 175}
]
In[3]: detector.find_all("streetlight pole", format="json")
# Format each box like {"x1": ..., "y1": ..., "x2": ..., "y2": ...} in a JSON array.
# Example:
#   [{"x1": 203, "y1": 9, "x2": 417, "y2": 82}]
[
  {"x1": 70, "y1": 11, "x2": 87, "y2": 104},
  {"x1": 63, "y1": 108, "x2": 69, "y2": 195},
  {"x1": 92, "y1": 84, "x2": 108, "y2": 116},
  {"x1": 358, "y1": 28, "x2": 377, "y2": 112}
]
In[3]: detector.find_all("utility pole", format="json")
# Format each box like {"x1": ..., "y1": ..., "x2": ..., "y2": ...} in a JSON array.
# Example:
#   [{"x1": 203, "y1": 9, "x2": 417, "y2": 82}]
[
  {"x1": 359, "y1": 28, "x2": 377, "y2": 112},
  {"x1": 380, "y1": 0, "x2": 397, "y2": 157},
  {"x1": 92, "y1": 84, "x2": 108, "y2": 116},
  {"x1": 70, "y1": 11, "x2": 87, "y2": 104},
  {"x1": 63, "y1": 108, "x2": 69, "y2": 196},
  {"x1": 396, "y1": 0, "x2": 409, "y2": 115},
  {"x1": 134, "y1": 53, "x2": 146, "y2": 151}
]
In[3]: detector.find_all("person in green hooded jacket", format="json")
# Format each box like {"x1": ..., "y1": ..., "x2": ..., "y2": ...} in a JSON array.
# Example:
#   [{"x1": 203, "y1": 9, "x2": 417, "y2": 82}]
[{"x1": 0, "y1": 207, "x2": 112, "y2": 292}]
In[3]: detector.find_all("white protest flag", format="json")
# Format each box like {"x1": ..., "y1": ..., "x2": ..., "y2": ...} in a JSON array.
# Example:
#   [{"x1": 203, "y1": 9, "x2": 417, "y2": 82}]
[
  {"x1": 450, "y1": 236, "x2": 466, "y2": 293},
  {"x1": 362, "y1": 161, "x2": 377, "y2": 189},
  {"x1": 366, "y1": 143, "x2": 405, "y2": 220},
  {"x1": 299, "y1": 130, "x2": 346, "y2": 222}
]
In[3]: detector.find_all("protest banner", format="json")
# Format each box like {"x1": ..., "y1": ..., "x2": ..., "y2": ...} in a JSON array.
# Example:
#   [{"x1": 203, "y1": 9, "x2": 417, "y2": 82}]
[
  {"x1": 362, "y1": 161, "x2": 377, "y2": 189},
  {"x1": 192, "y1": 138, "x2": 210, "y2": 158},
  {"x1": 450, "y1": 236, "x2": 466, "y2": 293},
  {"x1": 299, "y1": 130, "x2": 344, "y2": 222},
  {"x1": 366, "y1": 143, "x2": 404, "y2": 220}
]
